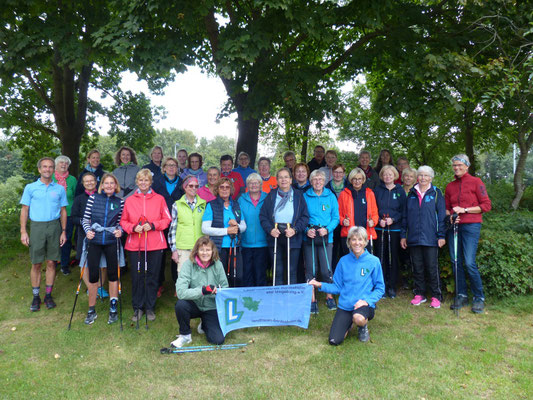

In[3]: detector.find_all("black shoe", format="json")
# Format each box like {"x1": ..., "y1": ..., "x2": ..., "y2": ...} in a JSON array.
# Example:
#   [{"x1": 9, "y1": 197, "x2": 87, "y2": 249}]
[
  {"x1": 108, "y1": 311, "x2": 118, "y2": 324},
  {"x1": 30, "y1": 296, "x2": 41, "y2": 312},
  {"x1": 358, "y1": 325, "x2": 370, "y2": 342},
  {"x1": 44, "y1": 295, "x2": 56, "y2": 309},
  {"x1": 387, "y1": 288, "x2": 397, "y2": 299},
  {"x1": 450, "y1": 296, "x2": 469, "y2": 310},
  {"x1": 85, "y1": 311, "x2": 97, "y2": 325},
  {"x1": 471, "y1": 300, "x2": 485, "y2": 314},
  {"x1": 61, "y1": 266, "x2": 71, "y2": 276}
]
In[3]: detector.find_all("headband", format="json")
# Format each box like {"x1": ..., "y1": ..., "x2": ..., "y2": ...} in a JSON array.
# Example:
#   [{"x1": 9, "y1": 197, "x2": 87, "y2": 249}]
[{"x1": 452, "y1": 156, "x2": 470, "y2": 167}]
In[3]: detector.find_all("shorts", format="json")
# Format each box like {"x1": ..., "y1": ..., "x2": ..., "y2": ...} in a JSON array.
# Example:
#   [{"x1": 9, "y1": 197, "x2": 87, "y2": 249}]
[
  {"x1": 29, "y1": 219, "x2": 61, "y2": 264},
  {"x1": 352, "y1": 305, "x2": 375, "y2": 321}
]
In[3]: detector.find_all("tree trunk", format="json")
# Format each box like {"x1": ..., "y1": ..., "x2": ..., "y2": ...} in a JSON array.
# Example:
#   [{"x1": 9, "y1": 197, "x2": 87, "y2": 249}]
[
  {"x1": 59, "y1": 127, "x2": 83, "y2": 178},
  {"x1": 463, "y1": 105, "x2": 476, "y2": 176},
  {"x1": 235, "y1": 113, "x2": 260, "y2": 167},
  {"x1": 511, "y1": 133, "x2": 532, "y2": 210},
  {"x1": 300, "y1": 124, "x2": 310, "y2": 162}
]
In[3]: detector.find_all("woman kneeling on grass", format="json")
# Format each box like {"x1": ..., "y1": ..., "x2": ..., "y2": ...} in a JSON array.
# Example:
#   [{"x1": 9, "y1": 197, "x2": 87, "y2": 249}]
[
  {"x1": 309, "y1": 226, "x2": 384, "y2": 345},
  {"x1": 171, "y1": 236, "x2": 229, "y2": 348}
]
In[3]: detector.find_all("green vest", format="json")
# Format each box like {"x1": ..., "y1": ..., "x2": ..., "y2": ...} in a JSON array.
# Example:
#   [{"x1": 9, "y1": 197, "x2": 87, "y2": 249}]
[
  {"x1": 52, "y1": 175, "x2": 77, "y2": 216},
  {"x1": 174, "y1": 195, "x2": 207, "y2": 250}
]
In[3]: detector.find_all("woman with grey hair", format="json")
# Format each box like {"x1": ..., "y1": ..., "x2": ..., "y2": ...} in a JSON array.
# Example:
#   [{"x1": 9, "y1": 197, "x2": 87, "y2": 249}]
[
  {"x1": 113, "y1": 146, "x2": 140, "y2": 198},
  {"x1": 401, "y1": 165, "x2": 446, "y2": 309},
  {"x1": 303, "y1": 169, "x2": 340, "y2": 313},
  {"x1": 52, "y1": 155, "x2": 77, "y2": 275},
  {"x1": 238, "y1": 173, "x2": 269, "y2": 286},
  {"x1": 309, "y1": 226, "x2": 384, "y2": 345},
  {"x1": 445, "y1": 154, "x2": 491, "y2": 314}
]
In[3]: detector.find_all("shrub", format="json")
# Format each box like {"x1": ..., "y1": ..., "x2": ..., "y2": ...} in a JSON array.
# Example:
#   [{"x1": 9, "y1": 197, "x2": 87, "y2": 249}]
[{"x1": 438, "y1": 211, "x2": 533, "y2": 298}]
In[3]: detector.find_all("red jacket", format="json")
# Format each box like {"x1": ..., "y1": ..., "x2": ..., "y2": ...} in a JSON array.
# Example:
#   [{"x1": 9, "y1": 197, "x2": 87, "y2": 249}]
[
  {"x1": 223, "y1": 171, "x2": 245, "y2": 200},
  {"x1": 445, "y1": 173, "x2": 491, "y2": 224},
  {"x1": 120, "y1": 190, "x2": 172, "y2": 251},
  {"x1": 338, "y1": 187, "x2": 379, "y2": 239}
]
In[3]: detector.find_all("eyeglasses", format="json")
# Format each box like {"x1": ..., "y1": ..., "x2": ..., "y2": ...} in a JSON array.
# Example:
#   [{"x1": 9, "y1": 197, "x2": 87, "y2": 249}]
[
  {"x1": 166, "y1": 164, "x2": 178, "y2": 168},
  {"x1": 352, "y1": 177, "x2": 364, "y2": 181},
  {"x1": 187, "y1": 184, "x2": 199, "y2": 188},
  {"x1": 219, "y1": 185, "x2": 231, "y2": 190}
]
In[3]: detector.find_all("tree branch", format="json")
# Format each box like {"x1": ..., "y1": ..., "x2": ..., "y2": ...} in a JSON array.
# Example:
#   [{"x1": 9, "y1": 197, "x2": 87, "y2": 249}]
[
  {"x1": 322, "y1": 29, "x2": 388, "y2": 76},
  {"x1": 22, "y1": 70, "x2": 55, "y2": 114}
]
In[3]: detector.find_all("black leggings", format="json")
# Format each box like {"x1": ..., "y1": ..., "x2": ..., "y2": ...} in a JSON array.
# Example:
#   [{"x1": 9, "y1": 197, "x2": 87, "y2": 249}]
[
  {"x1": 88, "y1": 242, "x2": 118, "y2": 283},
  {"x1": 328, "y1": 306, "x2": 375, "y2": 346},
  {"x1": 175, "y1": 300, "x2": 225, "y2": 345}
]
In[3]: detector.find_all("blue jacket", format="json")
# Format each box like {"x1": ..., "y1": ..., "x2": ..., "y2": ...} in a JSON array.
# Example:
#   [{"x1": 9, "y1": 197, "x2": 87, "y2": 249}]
[
  {"x1": 401, "y1": 185, "x2": 446, "y2": 247},
  {"x1": 374, "y1": 183, "x2": 406, "y2": 232},
  {"x1": 238, "y1": 192, "x2": 268, "y2": 248},
  {"x1": 82, "y1": 193, "x2": 124, "y2": 245},
  {"x1": 259, "y1": 188, "x2": 309, "y2": 249},
  {"x1": 320, "y1": 250, "x2": 385, "y2": 309},
  {"x1": 142, "y1": 160, "x2": 163, "y2": 178},
  {"x1": 303, "y1": 188, "x2": 339, "y2": 243},
  {"x1": 151, "y1": 174, "x2": 184, "y2": 213}
]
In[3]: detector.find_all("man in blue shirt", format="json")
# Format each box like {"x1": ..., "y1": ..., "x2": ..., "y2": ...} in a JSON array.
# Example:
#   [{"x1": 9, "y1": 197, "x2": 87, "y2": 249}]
[{"x1": 20, "y1": 157, "x2": 68, "y2": 312}]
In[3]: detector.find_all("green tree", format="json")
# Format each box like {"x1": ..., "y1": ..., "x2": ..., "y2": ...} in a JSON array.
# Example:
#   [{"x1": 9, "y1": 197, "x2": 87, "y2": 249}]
[
  {"x1": 152, "y1": 128, "x2": 198, "y2": 159},
  {"x1": 0, "y1": 0, "x2": 176, "y2": 176},
  {"x1": 198, "y1": 135, "x2": 235, "y2": 169}
]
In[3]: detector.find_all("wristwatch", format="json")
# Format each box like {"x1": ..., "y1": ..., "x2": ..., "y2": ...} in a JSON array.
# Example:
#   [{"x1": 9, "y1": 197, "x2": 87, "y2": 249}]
[{"x1": 464, "y1": 208, "x2": 469, "y2": 213}]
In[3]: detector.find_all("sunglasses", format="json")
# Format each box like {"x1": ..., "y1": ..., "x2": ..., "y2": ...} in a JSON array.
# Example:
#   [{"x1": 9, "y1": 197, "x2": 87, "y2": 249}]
[{"x1": 187, "y1": 184, "x2": 199, "y2": 188}]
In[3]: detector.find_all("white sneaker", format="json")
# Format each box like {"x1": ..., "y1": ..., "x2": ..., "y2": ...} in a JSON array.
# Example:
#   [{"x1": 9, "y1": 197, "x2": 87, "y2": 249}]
[
  {"x1": 197, "y1": 322, "x2": 205, "y2": 335},
  {"x1": 171, "y1": 334, "x2": 192, "y2": 348}
]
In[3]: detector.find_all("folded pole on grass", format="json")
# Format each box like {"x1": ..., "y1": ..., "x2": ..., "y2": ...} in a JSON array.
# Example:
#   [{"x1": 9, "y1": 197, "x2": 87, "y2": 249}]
[
  {"x1": 68, "y1": 242, "x2": 89, "y2": 330},
  {"x1": 272, "y1": 223, "x2": 278, "y2": 286},
  {"x1": 160, "y1": 343, "x2": 248, "y2": 354}
]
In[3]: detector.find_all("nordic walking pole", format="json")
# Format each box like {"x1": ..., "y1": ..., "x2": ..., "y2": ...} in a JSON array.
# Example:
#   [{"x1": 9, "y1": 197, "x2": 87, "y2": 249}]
[
  {"x1": 369, "y1": 235, "x2": 373, "y2": 255},
  {"x1": 136, "y1": 229, "x2": 141, "y2": 330},
  {"x1": 144, "y1": 230, "x2": 149, "y2": 330},
  {"x1": 452, "y1": 213, "x2": 459, "y2": 317},
  {"x1": 98, "y1": 252, "x2": 104, "y2": 303},
  {"x1": 232, "y1": 237, "x2": 237, "y2": 287},
  {"x1": 322, "y1": 234, "x2": 332, "y2": 282},
  {"x1": 287, "y1": 223, "x2": 291, "y2": 285},
  {"x1": 116, "y1": 237, "x2": 123, "y2": 331},
  {"x1": 68, "y1": 241, "x2": 89, "y2": 330},
  {"x1": 386, "y1": 213, "x2": 392, "y2": 272},
  {"x1": 272, "y1": 223, "x2": 278, "y2": 286},
  {"x1": 227, "y1": 237, "x2": 233, "y2": 277},
  {"x1": 380, "y1": 214, "x2": 385, "y2": 265}
]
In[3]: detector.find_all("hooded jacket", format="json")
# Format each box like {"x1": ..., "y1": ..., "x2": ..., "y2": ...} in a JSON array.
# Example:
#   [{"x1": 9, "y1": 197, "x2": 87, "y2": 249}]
[
  {"x1": 113, "y1": 163, "x2": 140, "y2": 198},
  {"x1": 120, "y1": 190, "x2": 172, "y2": 251},
  {"x1": 303, "y1": 187, "x2": 340, "y2": 243},
  {"x1": 373, "y1": 182, "x2": 406, "y2": 232},
  {"x1": 401, "y1": 184, "x2": 446, "y2": 247},
  {"x1": 238, "y1": 191, "x2": 268, "y2": 248}
]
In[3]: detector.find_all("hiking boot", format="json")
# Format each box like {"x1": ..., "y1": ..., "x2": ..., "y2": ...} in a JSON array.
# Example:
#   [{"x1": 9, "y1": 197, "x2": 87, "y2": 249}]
[
  {"x1": 131, "y1": 309, "x2": 144, "y2": 322},
  {"x1": 30, "y1": 296, "x2": 41, "y2": 312},
  {"x1": 146, "y1": 309, "x2": 156, "y2": 321},
  {"x1": 358, "y1": 324, "x2": 370, "y2": 342},
  {"x1": 157, "y1": 286, "x2": 164, "y2": 298},
  {"x1": 44, "y1": 295, "x2": 56, "y2": 309},
  {"x1": 108, "y1": 311, "x2": 118, "y2": 324},
  {"x1": 97, "y1": 287, "x2": 109, "y2": 299},
  {"x1": 197, "y1": 322, "x2": 205, "y2": 335},
  {"x1": 171, "y1": 334, "x2": 192, "y2": 348},
  {"x1": 61, "y1": 266, "x2": 71, "y2": 276},
  {"x1": 450, "y1": 296, "x2": 468, "y2": 310},
  {"x1": 85, "y1": 311, "x2": 97, "y2": 325},
  {"x1": 429, "y1": 297, "x2": 441, "y2": 309},
  {"x1": 471, "y1": 300, "x2": 485, "y2": 314},
  {"x1": 410, "y1": 295, "x2": 426, "y2": 306},
  {"x1": 326, "y1": 298, "x2": 337, "y2": 310},
  {"x1": 310, "y1": 301, "x2": 319, "y2": 314}
]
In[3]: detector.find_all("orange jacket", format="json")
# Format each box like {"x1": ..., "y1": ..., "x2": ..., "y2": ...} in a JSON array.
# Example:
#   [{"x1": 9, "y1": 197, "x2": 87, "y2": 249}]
[{"x1": 338, "y1": 187, "x2": 379, "y2": 239}]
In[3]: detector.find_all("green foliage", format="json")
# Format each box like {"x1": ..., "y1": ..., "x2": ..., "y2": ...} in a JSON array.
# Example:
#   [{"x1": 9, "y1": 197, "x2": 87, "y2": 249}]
[
  {"x1": 0, "y1": 175, "x2": 25, "y2": 249},
  {"x1": 486, "y1": 183, "x2": 533, "y2": 212},
  {"x1": 197, "y1": 136, "x2": 236, "y2": 169},
  {"x1": 439, "y1": 211, "x2": 533, "y2": 298}
]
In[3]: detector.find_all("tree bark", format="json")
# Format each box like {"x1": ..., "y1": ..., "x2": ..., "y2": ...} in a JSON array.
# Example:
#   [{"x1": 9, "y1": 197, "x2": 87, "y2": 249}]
[
  {"x1": 300, "y1": 124, "x2": 310, "y2": 162},
  {"x1": 235, "y1": 114, "x2": 260, "y2": 167},
  {"x1": 511, "y1": 129, "x2": 532, "y2": 209}
]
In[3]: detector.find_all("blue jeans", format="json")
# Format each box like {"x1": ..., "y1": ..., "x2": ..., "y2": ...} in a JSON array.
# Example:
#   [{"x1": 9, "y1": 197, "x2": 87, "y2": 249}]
[{"x1": 448, "y1": 223, "x2": 484, "y2": 301}]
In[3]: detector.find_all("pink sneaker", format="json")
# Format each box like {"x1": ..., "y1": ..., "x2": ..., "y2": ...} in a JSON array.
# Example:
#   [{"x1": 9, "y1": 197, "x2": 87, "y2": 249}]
[
  {"x1": 430, "y1": 297, "x2": 441, "y2": 309},
  {"x1": 410, "y1": 295, "x2": 426, "y2": 306}
]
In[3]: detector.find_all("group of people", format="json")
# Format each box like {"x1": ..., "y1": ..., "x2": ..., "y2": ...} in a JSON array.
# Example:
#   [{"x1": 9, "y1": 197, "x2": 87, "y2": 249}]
[{"x1": 20, "y1": 145, "x2": 491, "y2": 347}]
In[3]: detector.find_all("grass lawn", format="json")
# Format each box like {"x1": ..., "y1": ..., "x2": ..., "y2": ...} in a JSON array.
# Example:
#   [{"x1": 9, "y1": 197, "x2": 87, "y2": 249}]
[{"x1": 0, "y1": 242, "x2": 531, "y2": 400}]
